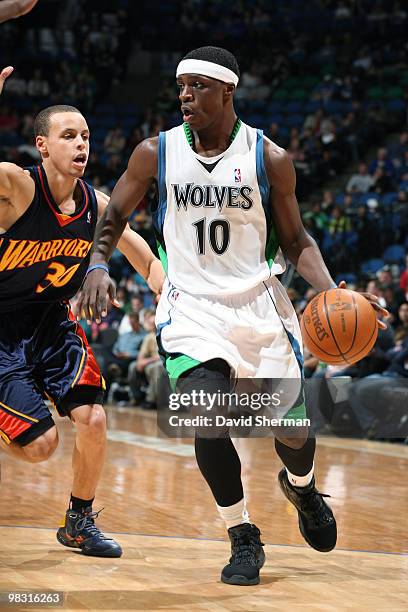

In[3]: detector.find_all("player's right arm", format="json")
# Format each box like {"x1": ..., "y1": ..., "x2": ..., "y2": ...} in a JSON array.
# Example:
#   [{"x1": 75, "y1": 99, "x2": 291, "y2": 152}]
[
  {"x1": 75, "y1": 137, "x2": 158, "y2": 322},
  {"x1": 0, "y1": 68, "x2": 35, "y2": 227},
  {"x1": 0, "y1": 162, "x2": 35, "y2": 229},
  {"x1": 0, "y1": 0, "x2": 39, "y2": 23}
]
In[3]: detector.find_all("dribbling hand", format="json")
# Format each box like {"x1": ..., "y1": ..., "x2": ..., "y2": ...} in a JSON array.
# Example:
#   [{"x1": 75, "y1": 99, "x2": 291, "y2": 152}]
[{"x1": 338, "y1": 280, "x2": 389, "y2": 330}]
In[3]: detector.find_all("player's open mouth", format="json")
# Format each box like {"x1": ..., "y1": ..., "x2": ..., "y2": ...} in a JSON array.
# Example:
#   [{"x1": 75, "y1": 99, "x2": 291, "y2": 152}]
[
  {"x1": 181, "y1": 106, "x2": 194, "y2": 122},
  {"x1": 73, "y1": 154, "x2": 87, "y2": 166}
]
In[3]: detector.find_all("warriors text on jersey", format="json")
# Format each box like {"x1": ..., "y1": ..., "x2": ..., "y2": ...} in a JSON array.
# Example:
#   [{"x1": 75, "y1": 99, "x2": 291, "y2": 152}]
[
  {"x1": 0, "y1": 165, "x2": 97, "y2": 313},
  {"x1": 152, "y1": 120, "x2": 285, "y2": 295}
]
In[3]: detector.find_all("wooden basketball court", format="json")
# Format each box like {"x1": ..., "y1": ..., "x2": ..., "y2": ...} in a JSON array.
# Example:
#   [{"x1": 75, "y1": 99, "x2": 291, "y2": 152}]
[{"x1": 1, "y1": 406, "x2": 408, "y2": 610}]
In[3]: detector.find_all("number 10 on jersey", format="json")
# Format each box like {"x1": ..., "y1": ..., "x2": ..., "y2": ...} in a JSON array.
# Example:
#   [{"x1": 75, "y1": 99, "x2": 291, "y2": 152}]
[{"x1": 192, "y1": 218, "x2": 230, "y2": 255}]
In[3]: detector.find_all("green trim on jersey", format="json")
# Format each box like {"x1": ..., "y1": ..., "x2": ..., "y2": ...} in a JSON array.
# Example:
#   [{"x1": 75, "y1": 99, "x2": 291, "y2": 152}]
[
  {"x1": 183, "y1": 122, "x2": 194, "y2": 147},
  {"x1": 157, "y1": 240, "x2": 168, "y2": 274},
  {"x1": 183, "y1": 118, "x2": 242, "y2": 148},
  {"x1": 230, "y1": 118, "x2": 242, "y2": 142},
  {"x1": 265, "y1": 222, "x2": 279, "y2": 268},
  {"x1": 166, "y1": 353, "x2": 202, "y2": 390}
]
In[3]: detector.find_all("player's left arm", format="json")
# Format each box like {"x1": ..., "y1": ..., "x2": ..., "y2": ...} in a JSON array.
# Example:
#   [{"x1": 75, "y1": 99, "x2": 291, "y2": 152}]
[
  {"x1": 264, "y1": 138, "x2": 388, "y2": 323},
  {"x1": 95, "y1": 190, "x2": 164, "y2": 296}
]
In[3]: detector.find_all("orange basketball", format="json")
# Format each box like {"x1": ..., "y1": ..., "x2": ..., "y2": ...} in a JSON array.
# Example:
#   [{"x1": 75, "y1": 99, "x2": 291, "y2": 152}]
[{"x1": 300, "y1": 288, "x2": 378, "y2": 365}]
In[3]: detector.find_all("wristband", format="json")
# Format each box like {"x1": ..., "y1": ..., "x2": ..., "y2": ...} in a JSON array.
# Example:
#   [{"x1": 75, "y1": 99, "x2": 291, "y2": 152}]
[{"x1": 86, "y1": 264, "x2": 109, "y2": 277}]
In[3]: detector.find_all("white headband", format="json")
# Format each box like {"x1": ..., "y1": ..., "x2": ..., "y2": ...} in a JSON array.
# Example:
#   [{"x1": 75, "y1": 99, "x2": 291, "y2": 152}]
[{"x1": 176, "y1": 59, "x2": 239, "y2": 86}]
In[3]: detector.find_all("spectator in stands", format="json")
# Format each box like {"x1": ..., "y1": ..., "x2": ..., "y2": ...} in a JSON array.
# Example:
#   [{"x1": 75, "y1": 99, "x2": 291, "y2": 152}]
[
  {"x1": 389, "y1": 131, "x2": 408, "y2": 164},
  {"x1": 328, "y1": 205, "x2": 351, "y2": 235},
  {"x1": 126, "y1": 127, "x2": 143, "y2": 154},
  {"x1": 347, "y1": 336, "x2": 408, "y2": 438},
  {"x1": 130, "y1": 309, "x2": 163, "y2": 409},
  {"x1": 346, "y1": 162, "x2": 375, "y2": 193},
  {"x1": 320, "y1": 189, "x2": 335, "y2": 212},
  {"x1": 394, "y1": 301, "x2": 408, "y2": 340},
  {"x1": 118, "y1": 294, "x2": 144, "y2": 335},
  {"x1": 372, "y1": 167, "x2": 394, "y2": 194},
  {"x1": 0, "y1": 105, "x2": 18, "y2": 131},
  {"x1": 104, "y1": 127, "x2": 126, "y2": 154},
  {"x1": 369, "y1": 147, "x2": 394, "y2": 176},
  {"x1": 399, "y1": 254, "x2": 408, "y2": 299},
  {"x1": 104, "y1": 154, "x2": 124, "y2": 183},
  {"x1": 106, "y1": 313, "x2": 146, "y2": 386},
  {"x1": 377, "y1": 265, "x2": 395, "y2": 287},
  {"x1": 342, "y1": 194, "x2": 359, "y2": 218}
]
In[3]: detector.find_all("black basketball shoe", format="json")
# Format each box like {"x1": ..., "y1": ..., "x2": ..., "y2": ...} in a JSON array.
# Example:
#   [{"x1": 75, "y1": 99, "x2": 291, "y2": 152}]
[
  {"x1": 278, "y1": 469, "x2": 337, "y2": 552},
  {"x1": 57, "y1": 507, "x2": 122, "y2": 557},
  {"x1": 221, "y1": 523, "x2": 265, "y2": 586}
]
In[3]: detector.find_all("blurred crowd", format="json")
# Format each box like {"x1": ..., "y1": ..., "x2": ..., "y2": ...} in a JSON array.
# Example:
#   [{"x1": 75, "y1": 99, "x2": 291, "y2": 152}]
[{"x1": 1, "y1": 0, "x2": 408, "y2": 436}]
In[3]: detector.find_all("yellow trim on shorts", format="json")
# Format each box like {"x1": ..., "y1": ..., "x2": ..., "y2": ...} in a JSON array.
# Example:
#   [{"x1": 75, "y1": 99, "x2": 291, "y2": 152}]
[
  {"x1": 44, "y1": 392, "x2": 63, "y2": 418},
  {"x1": 0, "y1": 429, "x2": 11, "y2": 445},
  {"x1": 70, "y1": 322, "x2": 86, "y2": 388},
  {"x1": 0, "y1": 400, "x2": 39, "y2": 423}
]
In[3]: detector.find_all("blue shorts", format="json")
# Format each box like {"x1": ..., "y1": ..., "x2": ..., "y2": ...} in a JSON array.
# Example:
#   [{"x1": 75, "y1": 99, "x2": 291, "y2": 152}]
[{"x1": 0, "y1": 302, "x2": 104, "y2": 446}]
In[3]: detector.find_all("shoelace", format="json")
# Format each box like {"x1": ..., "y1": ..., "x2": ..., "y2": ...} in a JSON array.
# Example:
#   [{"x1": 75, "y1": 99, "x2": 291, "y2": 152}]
[
  {"x1": 74, "y1": 508, "x2": 111, "y2": 540},
  {"x1": 300, "y1": 491, "x2": 333, "y2": 526},
  {"x1": 231, "y1": 529, "x2": 264, "y2": 566}
]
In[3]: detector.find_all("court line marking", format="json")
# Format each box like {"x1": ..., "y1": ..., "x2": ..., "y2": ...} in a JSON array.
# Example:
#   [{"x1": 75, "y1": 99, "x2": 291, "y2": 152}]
[
  {"x1": 107, "y1": 430, "x2": 195, "y2": 456},
  {"x1": 317, "y1": 437, "x2": 408, "y2": 459},
  {"x1": 107, "y1": 430, "x2": 408, "y2": 460},
  {"x1": 0, "y1": 524, "x2": 407, "y2": 558}
]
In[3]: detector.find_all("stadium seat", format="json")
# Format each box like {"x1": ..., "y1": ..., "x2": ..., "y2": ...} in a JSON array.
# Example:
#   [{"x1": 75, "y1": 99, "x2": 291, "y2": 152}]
[
  {"x1": 383, "y1": 244, "x2": 406, "y2": 264},
  {"x1": 272, "y1": 89, "x2": 290, "y2": 101},
  {"x1": 387, "y1": 99, "x2": 406, "y2": 113},
  {"x1": 381, "y1": 192, "x2": 398, "y2": 207},
  {"x1": 286, "y1": 114, "x2": 304, "y2": 127},
  {"x1": 304, "y1": 100, "x2": 321, "y2": 113},
  {"x1": 384, "y1": 87, "x2": 403, "y2": 99},
  {"x1": 335, "y1": 192, "x2": 345, "y2": 206},
  {"x1": 357, "y1": 192, "x2": 379, "y2": 205},
  {"x1": 360, "y1": 258, "x2": 385, "y2": 274},
  {"x1": 335, "y1": 273, "x2": 357, "y2": 285},
  {"x1": 367, "y1": 86, "x2": 385, "y2": 99},
  {"x1": 286, "y1": 101, "x2": 303, "y2": 113}
]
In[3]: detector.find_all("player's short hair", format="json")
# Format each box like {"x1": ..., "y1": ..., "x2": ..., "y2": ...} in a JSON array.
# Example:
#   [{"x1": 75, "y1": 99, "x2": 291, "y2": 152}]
[
  {"x1": 34, "y1": 105, "x2": 82, "y2": 137},
  {"x1": 182, "y1": 46, "x2": 240, "y2": 79}
]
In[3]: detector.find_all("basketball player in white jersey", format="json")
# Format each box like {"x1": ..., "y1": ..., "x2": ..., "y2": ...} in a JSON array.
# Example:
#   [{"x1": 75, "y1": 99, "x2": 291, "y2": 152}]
[{"x1": 77, "y1": 46, "x2": 387, "y2": 585}]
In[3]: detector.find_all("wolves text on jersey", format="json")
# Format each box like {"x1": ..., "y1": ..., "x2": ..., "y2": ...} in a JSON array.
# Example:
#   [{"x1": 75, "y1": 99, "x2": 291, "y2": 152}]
[
  {"x1": 0, "y1": 238, "x2": 92, "y2": 272},
  {"x1": 172, "y1": 183, "x2": 254, "y2": 212}
]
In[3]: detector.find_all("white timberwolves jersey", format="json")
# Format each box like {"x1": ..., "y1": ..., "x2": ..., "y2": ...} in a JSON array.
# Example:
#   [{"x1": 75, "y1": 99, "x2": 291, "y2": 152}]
[{"x1": 153, "y1": 120, "x2": 285, "y2": 295}]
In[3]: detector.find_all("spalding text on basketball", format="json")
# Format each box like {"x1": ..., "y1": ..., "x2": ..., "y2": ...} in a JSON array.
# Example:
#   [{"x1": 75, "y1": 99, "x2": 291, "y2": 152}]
[{"x1": 311, "y1": 298, "x2": 329, "y2": 341}]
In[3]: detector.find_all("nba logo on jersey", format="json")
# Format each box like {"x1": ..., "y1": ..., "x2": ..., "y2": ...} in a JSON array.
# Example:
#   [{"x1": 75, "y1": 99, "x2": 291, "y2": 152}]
[
  {"x1": 234, "y1": 168, "x2": 241, "y2": 183},
  {"x1": 87, "y1": 211, "x2": 92, "y2": 223},
  {"x1": 170, "y1": 289, "x2": 180, "y2": 301}
]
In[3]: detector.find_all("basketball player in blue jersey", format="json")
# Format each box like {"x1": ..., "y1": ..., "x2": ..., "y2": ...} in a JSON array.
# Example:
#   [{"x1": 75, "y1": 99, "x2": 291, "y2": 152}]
[
  {"x1": 78, "y1": 47, "x2": 388, "y2": 583},
  {"x1": 0, "y1": 65, "x2": 164, "y2": 557}
]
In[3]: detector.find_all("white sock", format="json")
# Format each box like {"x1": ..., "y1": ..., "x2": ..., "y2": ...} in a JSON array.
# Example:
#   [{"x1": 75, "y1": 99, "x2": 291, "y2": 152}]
[
  {"x1": 216, "y1": 498, "x2": 250, "y2": 529},
  {"x1": 285, "y1": 463, "x2": 314, "y2": 488}
]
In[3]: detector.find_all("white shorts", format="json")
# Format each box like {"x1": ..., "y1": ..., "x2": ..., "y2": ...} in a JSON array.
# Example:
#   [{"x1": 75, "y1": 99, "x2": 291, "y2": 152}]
[{"x1": 156, "y1": 276, "x2": 304, "y2": 384}]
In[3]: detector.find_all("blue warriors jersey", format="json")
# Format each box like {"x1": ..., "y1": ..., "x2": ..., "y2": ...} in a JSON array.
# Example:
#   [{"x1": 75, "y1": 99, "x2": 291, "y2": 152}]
[{"x1": 0, "y1": 165, "x2": 98, "y2": 313}]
